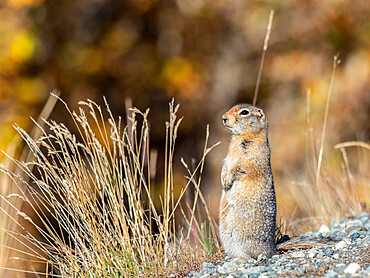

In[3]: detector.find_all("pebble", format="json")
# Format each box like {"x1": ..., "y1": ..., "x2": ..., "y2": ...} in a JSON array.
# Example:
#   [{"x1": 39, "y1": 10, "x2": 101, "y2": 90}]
[
  {"x1": 331, "y1": 230, "x2": 344, "y2": 241},
  {"x1": 218, "y1": 262, "x2": 238, "y2": 274},
  {"x1": 186, "y1": 213, "x2": 370, "y2": 278},
  {"x1": 349, "y1": 230, "x2": 361, "y2": 239},
  {"x1": 346, "y1": 225, "x2": 367, "y2": 233},
  {"x1": 334, "y1": 240, "x2": 347, "y2": 249},
  {"x1": 291, "y1": 251, "x2": 305, "y2": 258},
  {"x1": 201, "y1": 262, "x2": 214, "y2": 268},
  {"x1": 308, "y1": 250, "x2": 318, "y2": 258},
  {"x1": 319, "y1": 224, "x2": 330, "y2": 233},
  {"x1": 325, "y1": 269, "x2": 338, "y2": 278},
  {"x1": 335, "y1": 263, "x2": 347, "y2": 271},
  {"x1": 344, "y1": 262, "x2": 361, "y2": 274},
  {"x1": 323, "y1": 248, "x2": 334, "y2": 256}
]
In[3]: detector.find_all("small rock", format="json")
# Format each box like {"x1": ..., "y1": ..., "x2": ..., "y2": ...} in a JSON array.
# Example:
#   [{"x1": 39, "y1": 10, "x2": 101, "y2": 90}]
[
  {"x1": 331, "y1": 230, "x2": 344, "y2": 241},
  {"x1": 219, "y1": 262, "x2": 238, "y2": 274},
  {"x1": 244, "y1": 274, "x2": 259, "y2": 278},
  {"x1": 349, "y1": 231, "x2": 361, "y2": 239},
  {"x1": 308, "y1": 250, "x2": 317, "y2": 258},
  {"x1": 335, "y1": 240, "x2": 347, "y2": 249},
  {"x1": 345, "y1": 225, "x2": 367, "y2": 233},
  {"x1": 344, "y1": 263, "x2": 361, "y2": 274},
  {"x1": 324, "y1": 248, "x2": 334, "y2": 256},
  {"x1": 291, "y1": 251, "x2": 305, "y2": 258},
  {"x1": 247, "y1": 265, "x2": 270, "y2": 274},
  {"x1": 279, "y1": 257, "x2": 288, "y2": 262},
  {"x1": 333, "y1": 253, "x2": 339, "y2": 259},
  {"x1": 356, "y1": 212, "x2": 370, "y2": 219},
  {"x1": 325, "y1": 269, "x2": 338, "y2": 278},
  {"x1": 200, "y1": 262, "x2": 214, "y2": 268},
  {"x1": 319, "y1": 224, "x2": 330, "y2": 233},
  {"x1": 335, "y1": 263, "x2": 346, "y2": 271},
  {"x1": 199, "y1": 267, "x2": 215, "y2": 276}
]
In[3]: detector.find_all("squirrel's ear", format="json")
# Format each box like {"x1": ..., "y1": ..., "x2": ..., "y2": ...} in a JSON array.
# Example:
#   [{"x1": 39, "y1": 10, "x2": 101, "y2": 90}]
[{"x1": 257, "y1": 109, "x2": 265, "y2": 119}]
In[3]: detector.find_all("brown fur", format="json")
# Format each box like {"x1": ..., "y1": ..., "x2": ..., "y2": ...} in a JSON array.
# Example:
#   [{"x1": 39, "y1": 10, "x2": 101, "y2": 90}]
[
  {"x1": 277, "y1": 236, "x2": 339, "y2": 251},
  {"x1": 219, "y1": 104, "x2": 276, "y2": 259}
]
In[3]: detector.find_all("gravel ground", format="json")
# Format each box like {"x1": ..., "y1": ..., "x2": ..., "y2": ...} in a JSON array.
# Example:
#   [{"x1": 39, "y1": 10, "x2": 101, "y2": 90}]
[{"x1": 187, "y1": 213, "x2": 370, "y2": 278}]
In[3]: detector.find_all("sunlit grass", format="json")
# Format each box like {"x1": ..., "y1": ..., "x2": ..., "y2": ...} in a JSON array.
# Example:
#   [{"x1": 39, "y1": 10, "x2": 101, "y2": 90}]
[{"x1": 0, "y1": 96, "x2": 221, "y2": 276}]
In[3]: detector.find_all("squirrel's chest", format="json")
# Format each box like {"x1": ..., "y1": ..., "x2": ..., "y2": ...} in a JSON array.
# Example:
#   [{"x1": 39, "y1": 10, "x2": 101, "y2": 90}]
[
  {"x1": 223, "y1": 155, "x2": 239, "y2": 170},
  {"x1": 224, "y1": 145, "x2": 246, "y2": 169}
]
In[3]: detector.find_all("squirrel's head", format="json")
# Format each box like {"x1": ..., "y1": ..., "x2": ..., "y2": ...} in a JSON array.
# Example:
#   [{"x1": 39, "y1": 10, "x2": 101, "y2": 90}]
[{"x1": 222, "y1": 104, "x2": 268, "y2": 135}]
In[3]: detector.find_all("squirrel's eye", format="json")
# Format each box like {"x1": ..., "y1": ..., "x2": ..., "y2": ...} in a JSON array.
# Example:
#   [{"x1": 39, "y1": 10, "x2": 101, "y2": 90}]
[{"x1": 239, "y1": 109, "x2": 249, "y2": 116}]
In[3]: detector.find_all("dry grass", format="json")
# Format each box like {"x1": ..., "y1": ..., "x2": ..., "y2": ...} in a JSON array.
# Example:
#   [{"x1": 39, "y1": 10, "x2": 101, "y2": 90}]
[
  {"x1": 0, "y1": 96, "x2": 221, "y2": 277},
  {"x1": 161, "y1": 243, "x2": 225, "y2": 277},
  {"x1": 276, "y1": 56, "x2": 369, "y2": 235}
]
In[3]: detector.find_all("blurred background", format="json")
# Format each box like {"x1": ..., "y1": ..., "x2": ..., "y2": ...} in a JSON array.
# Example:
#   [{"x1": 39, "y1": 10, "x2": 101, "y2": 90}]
[{"x1": 0, "y1": 0, "x2": 369, "y2": 232}]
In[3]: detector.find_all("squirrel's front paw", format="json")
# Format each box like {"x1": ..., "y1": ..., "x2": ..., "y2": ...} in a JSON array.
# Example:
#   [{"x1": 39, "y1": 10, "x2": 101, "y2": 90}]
[{"x1": 221, "y1": 173, "x2": 235, "y2": 191}]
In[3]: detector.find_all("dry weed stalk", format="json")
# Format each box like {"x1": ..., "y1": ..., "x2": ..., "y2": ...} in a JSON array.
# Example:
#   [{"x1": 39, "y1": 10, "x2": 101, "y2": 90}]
[
  {"x1": 310, "y1": 55, "x2": 365, "y2": 219},
  {"x1": 0, "y1": 96, "x2": 219, "y2": 277},
  {"x1": 252, "y1": 9, "x2": 274, "y2": 106},
  {"x1": 315, "y1": 55, "x2": 340, "y2": 216}
]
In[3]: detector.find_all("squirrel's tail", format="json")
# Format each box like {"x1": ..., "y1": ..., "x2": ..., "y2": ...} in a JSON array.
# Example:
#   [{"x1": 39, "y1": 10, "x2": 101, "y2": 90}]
[{"x1": 276, "y1": 236, "x2": 339, "y2": 251}]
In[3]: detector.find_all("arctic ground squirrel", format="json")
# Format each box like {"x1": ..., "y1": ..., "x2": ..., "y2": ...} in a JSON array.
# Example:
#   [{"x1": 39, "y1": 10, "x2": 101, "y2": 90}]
[
  {"x1": 219, "y1": 103, "x2": 276, "y2": 258},
  {"x1": 219, "y1": 103, "x2": 337, "y2": 259}
]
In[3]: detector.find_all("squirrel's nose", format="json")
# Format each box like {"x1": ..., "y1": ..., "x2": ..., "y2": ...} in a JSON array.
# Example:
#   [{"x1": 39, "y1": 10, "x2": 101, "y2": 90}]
[{"x1": 222, "y1": 115, "x2": 227, "y2": 124}]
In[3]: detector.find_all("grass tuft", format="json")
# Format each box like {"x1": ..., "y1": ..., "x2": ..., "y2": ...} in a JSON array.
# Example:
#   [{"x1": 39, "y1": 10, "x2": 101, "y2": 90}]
[{"x1": 0, "y1": 96, "x2": 220, "y2": 277}]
